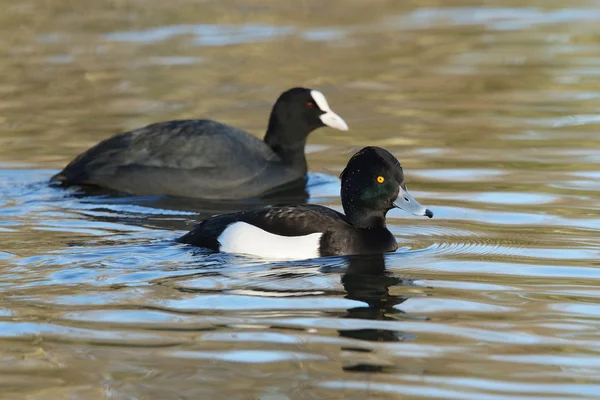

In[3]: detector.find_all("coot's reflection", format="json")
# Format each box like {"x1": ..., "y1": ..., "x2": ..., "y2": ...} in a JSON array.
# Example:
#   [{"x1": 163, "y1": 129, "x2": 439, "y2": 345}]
[{"x1": 63, "y1": 178, "x2": 309, "y2": 231}]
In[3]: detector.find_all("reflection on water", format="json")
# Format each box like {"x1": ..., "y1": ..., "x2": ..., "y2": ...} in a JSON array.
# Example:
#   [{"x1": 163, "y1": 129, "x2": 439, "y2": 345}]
[
  {"x1": 1, "y1": 0, "x2": 600, "y2": 398},
  {"x1": 339, "y1": 255, "x2": 418, "y2": 373},
  {"x1": 340, "y1": 255, "x2": 415, "y2": 344}
]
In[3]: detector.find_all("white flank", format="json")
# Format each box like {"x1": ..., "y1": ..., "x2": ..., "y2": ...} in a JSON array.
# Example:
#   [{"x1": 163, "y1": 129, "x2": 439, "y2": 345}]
[
  {"x1": 217, "y1": 222, "x2": 323, "y2": 260},
  {"x1": 310, "y1": 90, "x2": 349, "y2": 131}
]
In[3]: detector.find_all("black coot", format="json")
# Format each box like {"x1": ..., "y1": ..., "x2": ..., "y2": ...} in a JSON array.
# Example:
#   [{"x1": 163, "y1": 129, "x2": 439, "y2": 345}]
[{"x1": 51, "y1": 88, "x2": 348, "y2": 200}]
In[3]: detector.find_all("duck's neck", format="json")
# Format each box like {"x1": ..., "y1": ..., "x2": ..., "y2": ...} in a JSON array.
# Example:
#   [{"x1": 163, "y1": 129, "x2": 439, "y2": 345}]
[
  {"x1": 264, "y1": 122, "x2": 308, "y2": 170},
  {"x1": 346, "y1": 208, "x2": 388, "y2": 230}
]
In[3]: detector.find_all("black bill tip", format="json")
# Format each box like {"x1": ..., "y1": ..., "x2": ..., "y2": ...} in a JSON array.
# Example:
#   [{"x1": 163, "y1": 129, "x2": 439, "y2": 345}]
[{"x1": 425, "y1": 209, "x2": 434, "y2": 219}]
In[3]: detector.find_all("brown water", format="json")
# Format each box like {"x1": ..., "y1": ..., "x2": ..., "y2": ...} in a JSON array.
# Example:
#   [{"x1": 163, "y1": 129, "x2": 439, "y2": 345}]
[{"x1": 1, "y1": 0, "x2": 600, "y2": 398}]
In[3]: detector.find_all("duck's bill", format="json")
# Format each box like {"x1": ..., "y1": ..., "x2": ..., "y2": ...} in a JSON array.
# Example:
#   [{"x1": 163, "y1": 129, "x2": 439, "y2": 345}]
[
  {"x1": 320, "y1": 110, "x2": 349, "y2": 131},
  {"x1": 393, "y1": 185, "x2": 434, "y2": 218}
]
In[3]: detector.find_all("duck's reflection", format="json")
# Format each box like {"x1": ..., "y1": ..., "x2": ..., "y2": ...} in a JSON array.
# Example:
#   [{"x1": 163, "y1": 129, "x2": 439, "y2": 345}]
[
  {"x1": 337, "y1": 254, "x2": 426, "y2": 372},
  {"x1": 339, "y1": 254, "x2": 417, "y2": 343}
]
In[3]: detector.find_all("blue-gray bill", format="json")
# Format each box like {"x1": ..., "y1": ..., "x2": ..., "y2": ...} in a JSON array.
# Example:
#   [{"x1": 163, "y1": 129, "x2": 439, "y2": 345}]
[{"x1": 393, "y1": 186, "x2": 434, "y2": 218}]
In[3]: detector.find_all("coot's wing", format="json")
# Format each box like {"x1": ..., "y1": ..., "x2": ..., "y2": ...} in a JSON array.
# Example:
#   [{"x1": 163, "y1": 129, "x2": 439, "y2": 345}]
[
  {"x1": 52, "y1": 120, "x2": 284, "y2": 197},
  {"x1": 177, "y1": 204, "x2": 349, "y2": 250}
]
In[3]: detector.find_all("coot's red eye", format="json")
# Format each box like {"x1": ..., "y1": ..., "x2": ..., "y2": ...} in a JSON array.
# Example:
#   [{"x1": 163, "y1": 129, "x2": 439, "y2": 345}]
[{"x1": 306, "y1": 101, "x2": 314, "y2": 108}]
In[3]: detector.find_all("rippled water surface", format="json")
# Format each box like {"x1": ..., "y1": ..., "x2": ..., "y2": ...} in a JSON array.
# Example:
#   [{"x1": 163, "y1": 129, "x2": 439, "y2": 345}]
[{"x1": 1, "y1": 0, "x2": 600, "y2": 398}]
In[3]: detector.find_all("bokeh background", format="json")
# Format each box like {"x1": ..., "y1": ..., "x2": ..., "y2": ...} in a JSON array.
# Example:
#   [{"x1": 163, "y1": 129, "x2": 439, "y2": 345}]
[{"x1": 0, "y1": 0, "x2": 599, "y2": 398}]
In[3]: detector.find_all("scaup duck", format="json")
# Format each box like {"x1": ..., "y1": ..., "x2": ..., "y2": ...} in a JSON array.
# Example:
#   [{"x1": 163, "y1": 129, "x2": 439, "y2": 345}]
[
  {"x1": 177, "y1": 146, "x2": 433, "y2": 259},
  {"x1": 50, "y1": 87, "x2": 348, "y2": 200}
]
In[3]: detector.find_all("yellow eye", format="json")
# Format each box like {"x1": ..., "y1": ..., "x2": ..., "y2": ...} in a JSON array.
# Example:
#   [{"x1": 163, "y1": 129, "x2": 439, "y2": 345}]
[{"x1": 377, "y1": 176, "x2": 385, "y2": 184}]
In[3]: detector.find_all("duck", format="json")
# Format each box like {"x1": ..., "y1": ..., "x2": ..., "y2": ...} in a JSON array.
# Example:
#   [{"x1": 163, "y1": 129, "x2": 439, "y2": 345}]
[
  {"x1": 50, "y1": 87, "x2": 348, "y2": 200},
  {"x1": 177, "y1": 146, "x2": 433, "y2": 259}
]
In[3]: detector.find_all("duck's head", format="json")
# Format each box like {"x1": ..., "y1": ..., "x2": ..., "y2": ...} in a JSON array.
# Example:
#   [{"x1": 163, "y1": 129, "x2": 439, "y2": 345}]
[
  {"x1": 340, "y1": 146, "x2": 433, "y2": 228},
  {"x1": 265, "y1": 88, "x2": 348, "y2": 156}
]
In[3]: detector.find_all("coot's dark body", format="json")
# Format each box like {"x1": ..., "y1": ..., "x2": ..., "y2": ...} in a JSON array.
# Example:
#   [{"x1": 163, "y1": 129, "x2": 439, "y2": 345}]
[{"x1": 51, "y1": 88, "x2": 348, "y2": 200}]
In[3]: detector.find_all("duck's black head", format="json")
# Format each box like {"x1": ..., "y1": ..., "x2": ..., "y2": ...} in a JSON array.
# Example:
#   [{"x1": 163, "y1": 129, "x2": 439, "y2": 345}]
[
  {"x1": 264, "y1": 88, "x2": 348, "y2": 165},
  {"x1": 340, "y1": 146, "x2": 433, "y2": 229}
]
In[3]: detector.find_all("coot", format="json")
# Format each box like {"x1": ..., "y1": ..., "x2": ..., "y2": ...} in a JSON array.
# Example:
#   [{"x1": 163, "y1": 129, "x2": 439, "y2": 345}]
[{"x1": 51, "y1": 87, "x2": 348, "y2": 200}]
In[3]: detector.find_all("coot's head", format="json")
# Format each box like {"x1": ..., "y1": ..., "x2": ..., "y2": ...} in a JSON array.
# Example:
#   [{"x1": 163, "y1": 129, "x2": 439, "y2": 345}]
[
  {"x1": 340, "y1": 146, "x2": 433, "y2": 228},
  {"x1": 265, "y1": 88, "x2": 348, "y2": 155}
]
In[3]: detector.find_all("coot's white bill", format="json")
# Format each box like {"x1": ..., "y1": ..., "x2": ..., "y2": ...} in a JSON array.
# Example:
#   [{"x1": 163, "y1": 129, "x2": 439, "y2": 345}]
[{"x1": 311, "y1": 90, "x2": 349, "y2": 131}]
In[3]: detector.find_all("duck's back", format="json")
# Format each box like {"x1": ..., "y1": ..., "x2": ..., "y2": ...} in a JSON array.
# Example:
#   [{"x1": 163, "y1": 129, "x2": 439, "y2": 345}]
[
  {"x1": 51, "y1": 120, "x2": 303, "y2": 199},
  {"x1": 179, "y1": 205, "x2": 344, "y2": 243}
]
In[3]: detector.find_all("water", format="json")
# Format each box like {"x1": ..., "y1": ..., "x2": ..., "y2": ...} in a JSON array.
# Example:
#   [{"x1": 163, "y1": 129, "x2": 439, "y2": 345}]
[{"x1": 1, "y1": 0, "x2": 599, "y2": 398}]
